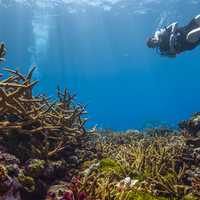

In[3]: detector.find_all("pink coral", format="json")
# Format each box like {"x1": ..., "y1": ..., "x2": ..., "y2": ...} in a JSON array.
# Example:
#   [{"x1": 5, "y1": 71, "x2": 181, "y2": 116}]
[
  {"x1": 63, "y1": 190, "x2": 74, "y2": 200},
  {"x1": 78, "y1": 192, "x2": 87, "y2": 200}
]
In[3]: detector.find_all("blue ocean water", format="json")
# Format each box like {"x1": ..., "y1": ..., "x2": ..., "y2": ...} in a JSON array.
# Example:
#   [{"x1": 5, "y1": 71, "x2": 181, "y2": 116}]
[{"x1": 0, "y1": 0, "x2": 200, "y2": 130}]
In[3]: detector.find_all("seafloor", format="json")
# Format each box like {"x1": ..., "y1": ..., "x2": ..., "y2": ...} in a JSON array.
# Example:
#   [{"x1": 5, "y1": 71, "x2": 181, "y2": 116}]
[{"x1": 0, "y1": 42, "x2": 200, "y2": 200}]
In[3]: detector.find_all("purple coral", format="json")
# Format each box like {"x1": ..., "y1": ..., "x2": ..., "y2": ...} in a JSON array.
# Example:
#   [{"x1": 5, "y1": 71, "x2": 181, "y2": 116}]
[
  {"x1": 61, "y1": 190, "x2": 87, "y2": 200},
  {"x1": 0, "y1": 177, "x2": 21, "y2": 200}
]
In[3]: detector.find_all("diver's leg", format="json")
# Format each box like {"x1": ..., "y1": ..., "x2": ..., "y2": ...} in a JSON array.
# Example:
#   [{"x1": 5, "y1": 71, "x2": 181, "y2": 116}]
[
  {"x1": 194, "y1": 14, "x2": 200, "y2": 26},
  {"x1": 187, "y1": 27, "x2": 200, "y2": 43}
]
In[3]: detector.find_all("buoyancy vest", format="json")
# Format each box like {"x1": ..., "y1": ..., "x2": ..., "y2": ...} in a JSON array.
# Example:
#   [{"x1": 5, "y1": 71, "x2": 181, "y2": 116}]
[
  {"x1": 158, "y1": 19, "x2": 200, "y2": 55},
  {"x1": 175, "y1": 19, "x2": 200, "y2": 54}
]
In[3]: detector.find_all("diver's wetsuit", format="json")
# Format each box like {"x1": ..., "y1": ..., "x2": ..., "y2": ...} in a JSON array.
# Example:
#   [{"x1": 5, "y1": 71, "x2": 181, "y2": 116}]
[
  {"x1": 158, "y1": 19, "x2": 200, "y2": 56},
  {"x1": 174, "y1": 19, "x2": 200, "y2": 54}
]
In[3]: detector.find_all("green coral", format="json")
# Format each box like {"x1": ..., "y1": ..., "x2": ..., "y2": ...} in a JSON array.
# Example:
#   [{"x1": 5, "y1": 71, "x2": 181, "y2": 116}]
[
  {"x1": 17, "y1": 172, "x2": 35, "y2": 192},
  {"x1": 82, "y1": 160, "x2": 97, "y2": 169},
  {"x1": 183, "y1": 194, "x2": 199, "y2": 200},
  {"x1": 124, "y1": 191, "x2": 171, "y2": 200},
  {"x1": 99, "y1": 158, "x2": 123, "y2": 175},
  {"x1": 25, "y1": 159, "x2": 45, "y2": 178}
]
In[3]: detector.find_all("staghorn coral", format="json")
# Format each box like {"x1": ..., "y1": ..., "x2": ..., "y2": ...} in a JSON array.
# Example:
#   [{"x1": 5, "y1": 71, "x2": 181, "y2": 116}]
[
  {"x1": 192, "y1": 176, "x2": 200, "y2": 197},
  {"x1": 148, "y1": 163, "x2": 191, "y2": 198},
  {"x1": 0, "y1": 43, "x2": 98, "y2": 200},
  {"x1": 1, "y1": 42, "x2": 200, "y2": 200},
  {"x1": 0, "y1": 65, "x2": 89, "y2": 162},
  {"x1": 43, "y1": 127, "x2": 200, "y2": 200},
  {"x1": 62, "y1": 134, "x2": 200, "y2": 200}
]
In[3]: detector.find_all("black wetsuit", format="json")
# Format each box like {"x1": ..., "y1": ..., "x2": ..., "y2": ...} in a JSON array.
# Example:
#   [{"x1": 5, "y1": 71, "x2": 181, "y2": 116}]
[
  {"x1": 158, "y1": 30, "x2": 172, "y2": 56},
  {"x1": 158, "y1": 19, "x2": 200, "y2": 56}
]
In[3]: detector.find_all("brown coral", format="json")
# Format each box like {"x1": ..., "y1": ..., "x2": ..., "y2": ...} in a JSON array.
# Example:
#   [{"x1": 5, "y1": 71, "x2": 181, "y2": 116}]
[{"x1": 0, "y1": 66, "x2": 88, "y2": 160}]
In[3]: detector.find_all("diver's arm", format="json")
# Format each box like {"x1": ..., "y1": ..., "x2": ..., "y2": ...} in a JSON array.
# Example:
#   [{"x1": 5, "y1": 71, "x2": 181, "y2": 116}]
[
  {"x1": 154, "y1": 29, "x2": 166, "y2": 42},
  {"x1": 155, "y1": 22, "x2": 178, "y2": 42},
  {"x1": 154, "y1": 30, "x2": 161, "y2": 41}
]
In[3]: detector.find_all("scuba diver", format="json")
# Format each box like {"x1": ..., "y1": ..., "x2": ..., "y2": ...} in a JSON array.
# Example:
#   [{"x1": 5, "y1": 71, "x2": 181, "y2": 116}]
[
  {"x1": 0, "y1": 42, "x2": 6, "y2": 62},
  {"x1": 0, "y1": 42, "x2": 5, "y2": 77},
  {"x1": 147, "y1": 14, "x2": 200, "y2": 57}
]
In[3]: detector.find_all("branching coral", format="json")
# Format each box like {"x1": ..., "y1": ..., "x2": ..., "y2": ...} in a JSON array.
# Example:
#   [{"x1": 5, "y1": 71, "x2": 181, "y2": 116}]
[
  {"x1": 0, "y1": 66, "x2": 89, "y2": 161},
  {"x1": 192, "y1": 176, "x2": 200, "y2": 197},
  {"x1": 0, "y1": 43, "x2": 97, "y2": 200},
  {"x1": 1, "y1": 43, "x2": 200, "y2": 200},
  {"x1": 65, "y1": 134, "x2": 200, "y2": 200}
]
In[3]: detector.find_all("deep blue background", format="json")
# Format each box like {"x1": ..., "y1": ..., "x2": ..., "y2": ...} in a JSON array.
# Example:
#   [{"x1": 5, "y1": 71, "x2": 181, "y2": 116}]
[{"x1": 0, "y1": 0, "x2": 200, "y2": 130}]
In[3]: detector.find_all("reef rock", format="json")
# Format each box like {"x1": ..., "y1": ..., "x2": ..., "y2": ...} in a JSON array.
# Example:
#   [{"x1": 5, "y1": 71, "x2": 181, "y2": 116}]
[
  {"x1": 0, "y1": 165, "x2": 21, "y2": 200},
  {"x1": 185, "y1": 137, "x2": 200, "y2": 148},
  {"x1": 179, "y1": 113, "x2": 200, "y2": 136}
]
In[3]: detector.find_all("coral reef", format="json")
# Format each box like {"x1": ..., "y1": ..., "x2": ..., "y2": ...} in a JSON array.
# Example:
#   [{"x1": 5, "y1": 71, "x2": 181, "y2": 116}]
[
  {"x1": 0, "y1": 66, "x2": 88, "y2": 159},
  {"x1": 0, "y1": 43, "x2": 97, "y2": 200},
  {"x1": 179, "y1": 112, "x2": 200, "y2": 137},
  {"x1": 1, "y1": 43, "x2": 200, "y2": 200},
  {"x1": 46, "y1": 130, "x2": 200, "y2": 200}
]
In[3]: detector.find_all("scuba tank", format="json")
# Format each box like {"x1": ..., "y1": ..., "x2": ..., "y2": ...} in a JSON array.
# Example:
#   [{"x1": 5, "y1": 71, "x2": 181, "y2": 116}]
[{"x1": 157, "y1": 27, "x2": 172, "y2": 55}]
